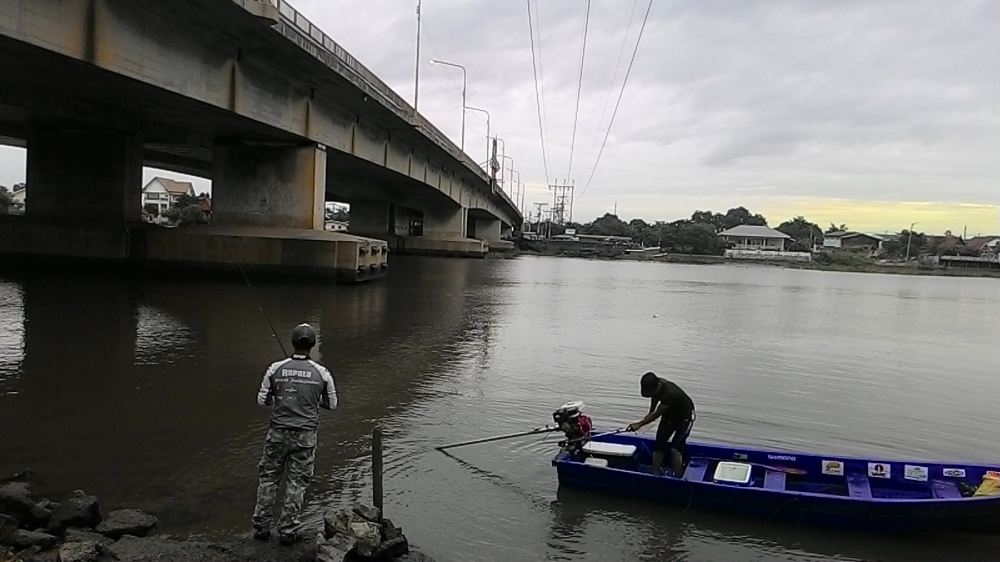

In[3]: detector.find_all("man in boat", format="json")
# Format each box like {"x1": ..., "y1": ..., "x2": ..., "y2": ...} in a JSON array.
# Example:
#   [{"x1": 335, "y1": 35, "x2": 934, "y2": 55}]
[
  {"x1": 252, "y1": 323, "x2": 338, "y2": 545},
  {"x1": 626, "y1": 372, "x2": 695, "y2": 477}
]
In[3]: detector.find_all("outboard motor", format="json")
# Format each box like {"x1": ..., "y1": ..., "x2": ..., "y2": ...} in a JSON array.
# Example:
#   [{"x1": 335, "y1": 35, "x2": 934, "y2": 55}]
[{"x1": 552, "y1": 401, "x2": 593, "y2": 451}]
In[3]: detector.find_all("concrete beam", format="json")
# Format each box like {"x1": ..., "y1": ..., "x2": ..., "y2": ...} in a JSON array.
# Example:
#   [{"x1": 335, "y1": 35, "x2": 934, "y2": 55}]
[
  {"x1": 473, "y1": 217, "x2": 501, "y2": 243},
  {"x1": 212, "y1": 144, "x2": 326, "y2": 229},
  {"x1": 25, "y1": 130, "x2": 142, "y2": 222}
]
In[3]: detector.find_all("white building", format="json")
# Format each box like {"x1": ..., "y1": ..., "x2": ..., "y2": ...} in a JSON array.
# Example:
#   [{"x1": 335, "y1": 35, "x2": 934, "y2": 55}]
[
  {"x1": 324, "y1": 220, "x2": 349, "y2": 232},
  {"x1": 719, "y1": 225, "x2": 792, "y2": 251},
  {"x1": 141, "y1": 177, "x2": 195, "y2": 217}
]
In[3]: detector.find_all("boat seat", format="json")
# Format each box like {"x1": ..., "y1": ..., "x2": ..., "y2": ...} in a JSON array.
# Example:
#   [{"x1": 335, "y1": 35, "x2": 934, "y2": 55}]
[
  {"x1": 847, "y1": 473, "x2": 872, "y2": 499},
  {"x1": 581, "y1": 441, "x2": 636, "y2": 458},
  {"x1": 931, "y1": 479, "x2": 962, "y2": 499},
  {"x1": 684, "y1": 459, "x2": 709, "y2": 482},
  {"x1": 763, "y1": 469, "x2": 787, "y2": 491}
]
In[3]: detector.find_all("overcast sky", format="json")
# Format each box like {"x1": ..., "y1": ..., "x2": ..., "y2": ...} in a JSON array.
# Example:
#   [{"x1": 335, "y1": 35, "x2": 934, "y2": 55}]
[{"x1": 2, "y1": 0, "x2": 997, "y2": 234}]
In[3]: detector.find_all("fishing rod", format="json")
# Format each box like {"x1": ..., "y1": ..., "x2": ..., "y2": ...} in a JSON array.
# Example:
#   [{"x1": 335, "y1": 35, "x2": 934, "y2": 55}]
[
  {"x1": 435, "y1": 425, "x2": 560, "y2": 451},
  {"x1": 230, "y1": 237, "x2": 288, "y2": 357}
]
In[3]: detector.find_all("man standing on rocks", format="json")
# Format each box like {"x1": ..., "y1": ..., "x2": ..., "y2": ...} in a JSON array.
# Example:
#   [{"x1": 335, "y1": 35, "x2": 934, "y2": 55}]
[{"x1": 252, "y1": 323, "x2": 338, "y2": 545}]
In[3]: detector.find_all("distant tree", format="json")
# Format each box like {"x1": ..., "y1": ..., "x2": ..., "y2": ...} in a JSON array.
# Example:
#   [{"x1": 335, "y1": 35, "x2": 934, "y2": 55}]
[
  {"x1": 164, "y1": 193, "x2": 208, "y2": 225},
  {"x1": 777, "y1": 216, "x2": 823, "y2": 250},
  {"x1": 143, "y1": 203, "x2": 160, "y2": 217},
  {"x1": 721, "y1": 206, "x2": 767, "y2": 229},
  {"x1": 656, "y1": 220, "x2": 724, "y2": 255},
  {"x1": 882, "y1": 229, "x2": 927, "y2": 259},
  {"x1": 580, "y1": 213, "x2": 631, "y2": 237},
  {"x1": 0, "y1": 185, "x2": 11, "y2": 215},
  {"x1": 826, "y1": 223, "x2": 849, "y2": 233},
  {"x1": 628, "y1": 218, "x2": 656, "y2": 246}
]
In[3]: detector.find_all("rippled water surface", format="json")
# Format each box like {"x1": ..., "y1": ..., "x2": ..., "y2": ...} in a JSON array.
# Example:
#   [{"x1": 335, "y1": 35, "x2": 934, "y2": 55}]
[{"x1": 2, "y1": 257, "x2": 999, "y2": 561}]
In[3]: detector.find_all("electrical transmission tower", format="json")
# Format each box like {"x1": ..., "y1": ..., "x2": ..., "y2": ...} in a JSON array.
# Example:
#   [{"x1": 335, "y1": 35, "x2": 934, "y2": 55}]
[{"x1": 549, "y1": 179, "x2": 575, "y2": 225}]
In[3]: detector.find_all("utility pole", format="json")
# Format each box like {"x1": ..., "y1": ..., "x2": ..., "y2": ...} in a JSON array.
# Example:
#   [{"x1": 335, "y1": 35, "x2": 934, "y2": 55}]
[
  {"x1": 413, "y1": 0, "x2": 421, "y2": 112},
  {"x1": 532, "y1": 202, "x2": 548, "y2": 236},
  {"x1": 905, "y1": 222, "x2": 918, "y2": 262}
]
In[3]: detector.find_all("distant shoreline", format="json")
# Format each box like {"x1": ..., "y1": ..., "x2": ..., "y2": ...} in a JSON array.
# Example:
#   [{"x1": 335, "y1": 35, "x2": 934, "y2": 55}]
[{"x1": 513, "y1": 248, "x2": 1000, "y2": 279}]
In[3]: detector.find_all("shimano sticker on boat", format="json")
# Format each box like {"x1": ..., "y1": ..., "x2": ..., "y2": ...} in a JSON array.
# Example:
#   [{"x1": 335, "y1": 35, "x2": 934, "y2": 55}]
[
  {"x1": 904, "y1": 465, "x2": 929, "y2": 482},
  {"x1": 767, "y1": 454, "x2": 797, "y2": 462},
  {"x1": 868, "y1": 462, "x2": 891, "y2": 479},
  {"x1": 821, "y1": 460, "x2": 844, "y2": 476},
  {"x1": 942, "y1": 468, "x2": 966, "y2": 478}
]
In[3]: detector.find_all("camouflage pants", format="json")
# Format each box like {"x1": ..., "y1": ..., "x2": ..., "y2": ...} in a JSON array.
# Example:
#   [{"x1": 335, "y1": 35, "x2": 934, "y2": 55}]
[{"x1": 252, "y1": 427, "x2": 317, "y2": 536}]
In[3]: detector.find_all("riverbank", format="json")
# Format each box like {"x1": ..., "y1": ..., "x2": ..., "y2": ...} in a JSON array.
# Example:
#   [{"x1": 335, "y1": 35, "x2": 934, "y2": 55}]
[
  {"x1": 515, "y1": 246, "x2": 1000, "y2": 279},
  {"x1": 0, "y1": 472, "x2": 431, "y2": 562}
]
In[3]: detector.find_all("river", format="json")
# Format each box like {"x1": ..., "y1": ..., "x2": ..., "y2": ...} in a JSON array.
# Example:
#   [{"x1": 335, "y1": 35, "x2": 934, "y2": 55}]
[{"x1": 1, "y1": 256, "x2": 999, "y2": 561}]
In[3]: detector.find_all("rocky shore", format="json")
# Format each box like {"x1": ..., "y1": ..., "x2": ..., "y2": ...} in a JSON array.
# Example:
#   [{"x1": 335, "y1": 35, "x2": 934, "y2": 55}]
[{"x1": 0, "y1": 471, "x2": 433, "y2": 562}]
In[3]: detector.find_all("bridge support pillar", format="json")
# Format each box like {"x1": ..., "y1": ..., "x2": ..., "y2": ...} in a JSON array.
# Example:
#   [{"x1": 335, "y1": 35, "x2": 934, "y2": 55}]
[
  {"x1": 348, "y1": 199, "x2": 392, "y2": 238},
  {"x1": 401, "y1": 205, "x2": 486, "y2": 257},
  {"x1": 212, "y1": 144, "x2": 326, "y2": 229},
  {"x1": 26, "y1": 130, "x2": 142, "y2": 222},
  {"x1": 473, "y1": 217, "x2": 501, "y2": 243},
  {"x1": 423, "y1": 205, "x2": 467, "y2": 240}
]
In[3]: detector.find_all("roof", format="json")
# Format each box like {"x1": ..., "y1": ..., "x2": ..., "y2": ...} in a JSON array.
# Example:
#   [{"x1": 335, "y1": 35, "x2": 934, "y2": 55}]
[
  {"x1": 144, "y1": 177, "x2": 195, "y2": 195},
  {"x1": 824, "y1": 230, "x2": 849, "y2": 238},
  {"x1": 966, "y1": 236, "x2": 1000, "y2": 251},
  {"x1": 718, "y1": 225, "x2": 791, "y2": 239}
]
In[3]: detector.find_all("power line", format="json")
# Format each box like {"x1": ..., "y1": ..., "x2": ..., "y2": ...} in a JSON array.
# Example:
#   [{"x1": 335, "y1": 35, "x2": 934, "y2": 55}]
[
  {"x1": 566, "y1": 0, "x2": 591, "y2": 181},
  {"x1": 580, "y1": 0, "x2": 653, "y2": 198},
  {"x1": 591, "y1": 0, "x2": 639, "y2": 150},
  {"x1": 527, "y1": 0, "x2": 551, "y2": 184}
]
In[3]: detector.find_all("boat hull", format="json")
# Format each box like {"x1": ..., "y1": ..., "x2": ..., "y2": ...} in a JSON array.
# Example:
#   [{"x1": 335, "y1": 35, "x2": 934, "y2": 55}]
[{"x1": 553, "y1": 435, "x2": 1000, "y2": 533}]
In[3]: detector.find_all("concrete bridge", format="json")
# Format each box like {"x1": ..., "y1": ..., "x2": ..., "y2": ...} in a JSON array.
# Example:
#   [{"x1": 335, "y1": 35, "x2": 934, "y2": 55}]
[{"x1": 0, "y1": 0, "x2": 521, "y2": 277}]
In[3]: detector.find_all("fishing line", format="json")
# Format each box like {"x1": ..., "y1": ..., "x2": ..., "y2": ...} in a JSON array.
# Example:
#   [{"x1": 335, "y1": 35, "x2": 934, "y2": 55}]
[{"x1": 228, "y1": 236, "x2": 288, "y2": 357}]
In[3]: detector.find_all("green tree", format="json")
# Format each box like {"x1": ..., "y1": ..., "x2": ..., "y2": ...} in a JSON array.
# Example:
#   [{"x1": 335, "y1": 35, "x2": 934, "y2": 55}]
[
  {"x1": 777, "y1": 216, "x2": 823, "y2": 250},
  {"x1": 164, "y1": 193, "x2": 208, "y2": 225},
  {"x1": 826, "y1": 223, "x2": 848, "y2": 233},
  {"x1": 721, "y1": 206, "x2": 767, "y2": 229},
  {"x1": 0, "y1": 185, "x2": 11, "y2": 215},
  {"x1": 580, "y1": 213, "x2": 631, "y2": 237},
  {"x1": 882, "y1": 230, "x2": 926, "y2": 259}
]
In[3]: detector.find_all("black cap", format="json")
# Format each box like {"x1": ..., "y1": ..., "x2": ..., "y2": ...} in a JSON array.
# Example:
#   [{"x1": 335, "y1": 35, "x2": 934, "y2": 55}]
[
  {"x1": 291, "y1": 323, "x2": 317, "y2": 349},
  {"x1": 640, "y1": 372, "x2": 658, "y2": 397}
]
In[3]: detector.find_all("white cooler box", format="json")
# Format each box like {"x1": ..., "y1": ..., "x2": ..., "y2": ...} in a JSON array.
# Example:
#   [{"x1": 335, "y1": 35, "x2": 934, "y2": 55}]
[{"x1": 581, "y1": 441, "x2": 637, "y2": 468}]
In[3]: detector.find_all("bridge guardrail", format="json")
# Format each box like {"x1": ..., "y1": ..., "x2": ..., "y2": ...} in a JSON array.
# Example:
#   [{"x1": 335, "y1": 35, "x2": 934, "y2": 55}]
[{"x1": 268, "y1": 0, "x2": 519, "y2": 211}]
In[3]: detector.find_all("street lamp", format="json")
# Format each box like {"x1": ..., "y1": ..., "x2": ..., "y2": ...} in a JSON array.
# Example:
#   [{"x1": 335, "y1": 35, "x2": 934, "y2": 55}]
[
  {"x1": 429, "y1": 58, "x2": 466, "y2": 151},
  {"x1": 464, "y1": 105, "x2": 489, "y2": 169},
  {"x1": 905, "y1": 222, "x2": 918, "y2": 263}
]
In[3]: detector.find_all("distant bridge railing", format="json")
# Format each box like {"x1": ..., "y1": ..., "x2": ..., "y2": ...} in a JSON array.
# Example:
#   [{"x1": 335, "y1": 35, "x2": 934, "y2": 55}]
[{"x1": 239, "y1": 0, "x2": 519, "y2": 217}]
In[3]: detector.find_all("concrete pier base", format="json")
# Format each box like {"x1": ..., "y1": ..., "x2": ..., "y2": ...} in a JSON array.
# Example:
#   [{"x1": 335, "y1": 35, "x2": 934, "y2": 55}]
[{"x1": 0, "y1": 217, "x2": 387, "y2": 282}]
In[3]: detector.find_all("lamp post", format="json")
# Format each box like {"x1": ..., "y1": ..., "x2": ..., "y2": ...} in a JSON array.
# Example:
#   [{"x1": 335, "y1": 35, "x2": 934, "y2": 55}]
[
  {"x1": 464, "y1": 105, "x2": 489, "y2": 170},
  {"x1": 905, "y1": 222, "x2": 918, "y2": 263},
  {"x1": 500, "y1": 155, "x2": 514, "y2": 198},
  {"x1": 413, "y1": 1, "x2": 421, "y2": 112},
  {"x1": 429, "y1": 58, "x2": 466, "y2": 151}
]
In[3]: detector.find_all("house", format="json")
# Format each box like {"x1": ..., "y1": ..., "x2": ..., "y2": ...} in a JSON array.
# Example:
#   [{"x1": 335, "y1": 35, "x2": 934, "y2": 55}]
[
  {"x1": 965, "y1": 236, "x2": 1000, "y2": 256},
  {"x1": 141, "y1": 177, "x2": 195, "y2": 217},
  {"x1": 823, "y1": 231, "x2": 884, "y2": 251},
  {"x1": 10, "y1": 185, "x2": 26, "y2": 210},
  {"x1": 719, "y1": 225, "x2": 792, "y2": 251},
  {"x1": 324, "y1": 220, "x2": 348, "y2": 232}
]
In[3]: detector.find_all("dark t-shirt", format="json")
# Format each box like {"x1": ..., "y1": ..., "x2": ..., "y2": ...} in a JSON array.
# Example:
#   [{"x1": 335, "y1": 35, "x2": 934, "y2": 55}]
[{"x1": 653, "y1": 378, "x2": 694, "y2": 421}]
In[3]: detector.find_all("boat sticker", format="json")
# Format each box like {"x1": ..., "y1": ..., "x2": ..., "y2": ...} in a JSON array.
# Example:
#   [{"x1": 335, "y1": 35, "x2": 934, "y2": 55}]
[
  {"x1": 868, "y1": 462, "x2": 891, "y2": 479},
  {"x1": 904, "y1": 465, "x2": 929, "y2": 482},
  {"x1": 821, "y1": 460, "x2": 844, "y2": 476},
  {"x1": 942, "y1": 468, "x2": 966, "y2": 478},
  {"x1": 768, "y1": 454, "x2": 797, "y2": 462},
  {"x1": 734, "y1": 453, "x2": 748, "y2": 461},
  {"x1": 985, "y1": 470, "x2": 1000, "y2": 479}
]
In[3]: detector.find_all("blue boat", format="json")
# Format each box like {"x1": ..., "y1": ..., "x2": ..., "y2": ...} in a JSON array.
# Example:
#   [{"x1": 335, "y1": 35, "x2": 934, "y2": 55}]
[{"x1": 552, "y1": 431, "x2": 1000, "y2": 532}]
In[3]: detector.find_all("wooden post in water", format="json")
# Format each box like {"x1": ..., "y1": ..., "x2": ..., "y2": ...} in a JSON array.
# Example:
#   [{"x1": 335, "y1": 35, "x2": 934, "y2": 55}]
[{"x1": 372, "y1": 427, "x2": 384, "y2": 517}]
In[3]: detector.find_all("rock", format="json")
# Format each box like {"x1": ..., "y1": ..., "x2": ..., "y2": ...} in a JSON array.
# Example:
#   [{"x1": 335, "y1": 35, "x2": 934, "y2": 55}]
[
  {"x1": 0, "y1": 482, "x2": 35, "y2": 521},
  {"x1": 352, "y1": 504, "x2": 381, "y2": 523},
  {"x1": 316, "y1": 534, "x2": 356, "y2": 562},
  {"x1": 10, "y1": 529, "x2": 58, "y2": 549},
  {"x1": 0, "y1": 469, "x2": 34, "y2": 484},
  {"x1": 395, "y1": 551, "x2": 436, "y2": 562},
  {"x1": 63, "y1": 528, "x2": 113, "y2": 546},
  {"x1": 380, "y1": 518, "x2": 403, "y2": 543},
  {"x1": 0, "y1": 514, "x2": 18, "y2": 544},
  {"x1": 94, "y1": 509, "x2": 157, "y2": 539},
  {"x1": 29, "y1": 503, "x2": 53, "y2": 528},
  {"x1": 370, "y1": 536, "x2": 409, "y2": 560},
  {"x1": 47, "y1": 491, "x2": 100, "y2": 533},
  {"x1": 57, "y1": 541, "x2": 101, "y2": 562}
]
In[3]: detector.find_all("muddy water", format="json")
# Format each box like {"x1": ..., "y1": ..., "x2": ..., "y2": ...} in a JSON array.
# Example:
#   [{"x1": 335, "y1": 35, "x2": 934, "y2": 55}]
[{"x1": 1, "y1": 257, "x2": 999, "y2": 561}]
